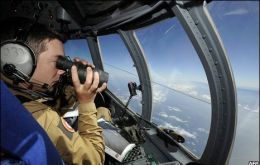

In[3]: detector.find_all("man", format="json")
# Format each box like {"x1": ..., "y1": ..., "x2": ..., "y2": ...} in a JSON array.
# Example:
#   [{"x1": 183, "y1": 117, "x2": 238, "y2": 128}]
[{"x1": 1, "y1": 18, "x2": 108, "y2": 165}]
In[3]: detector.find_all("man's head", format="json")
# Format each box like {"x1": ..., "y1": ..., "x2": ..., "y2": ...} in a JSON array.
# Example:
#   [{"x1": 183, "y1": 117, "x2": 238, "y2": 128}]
[{"x1": 1, "y1": 17, "x2": 66, "y2": 89}]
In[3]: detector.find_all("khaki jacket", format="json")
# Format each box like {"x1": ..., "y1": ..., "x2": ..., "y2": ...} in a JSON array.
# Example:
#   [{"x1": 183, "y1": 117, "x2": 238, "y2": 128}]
[{"x1": 10, "y1": 87, "x2": 105, "y2": 165}]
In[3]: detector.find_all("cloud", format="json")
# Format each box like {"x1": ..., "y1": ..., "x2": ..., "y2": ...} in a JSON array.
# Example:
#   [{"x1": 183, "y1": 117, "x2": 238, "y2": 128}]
[
  {"x1": 197, "y1": 128, "x2": 209, "y2": 134},
  {"x1": 159, "y1": 112, "x2": 188, "y2": 123},
  {"x1": 243, "y1": 105, "x2": 251, "y2": 111},
  {"x1": 151, "y1": 69, "x2": 211, "y2": 104},
  {"x1": 188, "y1": 90, "x2": 198, "y2": 96},
  {"x1": 153, "y1": 84, "x2": 167, "y2": 104},
  {"x1": 159, "y1": 122, "x2": 197, "y2": 139},
  {"x1": 202, "y1": 94, "x2": 211, "y2": 101},
  {"x1": 114, "y1": 90, "x2": 129, "y2": 104},
  {"x1": 168, "y1": 106, "x2": 182, "y2": 112},
  {"x1": 169, "y1": 83, "x2": 200, "y2": 98},
  {"x1": 159, "y1": 112, "x2": 168, "y2": 118},
  {"x1": 242, "y1": 105, "x2": 259, "y2": 113},
  {"x1": 169, "y1": 115, "x2": 188, "y2": 123},
  {"x1": 252, "y1": 108, "x2": 259, "y2": 113},
  {"x1": 191, "y1": 142, "x2": 196, "y2": 146},
  {"x1": 174, "y1": 127, "x2": 196, "y2": 139},
  {"x1": 224, "y1": 8, "x2": 248, "y2": 16},
  {"x1": 170, "y1": 83, "x2": 194, "y2": 92}
]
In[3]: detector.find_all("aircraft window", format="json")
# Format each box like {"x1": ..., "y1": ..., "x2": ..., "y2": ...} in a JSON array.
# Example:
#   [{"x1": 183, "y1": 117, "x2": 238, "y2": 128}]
[
  {"x1": 208, "y1": 1, "x2": 259, "y2": 164},
  {"x1": 98, "y1": 34, "x2": 142, "y2": 114},
  {"x1": 135, "y1": 17, "x2": 211, "y2": 158},
  {"x1": 64, "y1": 39, "x2": 93, "y2": 63}
]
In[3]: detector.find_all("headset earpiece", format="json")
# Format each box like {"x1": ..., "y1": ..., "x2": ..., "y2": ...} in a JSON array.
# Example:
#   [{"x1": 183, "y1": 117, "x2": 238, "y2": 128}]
[{"x1": 0, "y1": 41, "x2": 36, "y2": 83}]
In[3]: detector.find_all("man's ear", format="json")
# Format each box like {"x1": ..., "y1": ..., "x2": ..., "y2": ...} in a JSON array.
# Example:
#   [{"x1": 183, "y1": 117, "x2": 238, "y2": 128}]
[{"x1": 57, "y1": 70, "x2": 65, "y2": 75}]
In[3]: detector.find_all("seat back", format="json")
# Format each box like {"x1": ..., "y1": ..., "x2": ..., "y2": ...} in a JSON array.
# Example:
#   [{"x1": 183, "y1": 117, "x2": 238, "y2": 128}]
[{"x1": 0, "y1": 81, "x2": 64, "y2": 165}]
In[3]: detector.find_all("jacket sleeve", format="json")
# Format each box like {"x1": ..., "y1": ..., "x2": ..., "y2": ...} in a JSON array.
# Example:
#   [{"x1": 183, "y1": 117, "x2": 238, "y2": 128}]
[
  {"x1": 77, "y1": 102, "x2": 105, "y2": 163},
  {"x1": 23, "y1": 101, "x2": 105, "y2": 165}
]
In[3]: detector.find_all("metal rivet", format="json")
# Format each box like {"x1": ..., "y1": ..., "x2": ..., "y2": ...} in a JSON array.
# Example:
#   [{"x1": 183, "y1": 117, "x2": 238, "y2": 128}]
[{"x1": 195, "y1": 20, "x2": 199, "y2": 25}]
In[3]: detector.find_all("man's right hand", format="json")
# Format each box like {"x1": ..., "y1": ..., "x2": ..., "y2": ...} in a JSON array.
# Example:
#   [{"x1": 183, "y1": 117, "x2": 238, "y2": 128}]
[{"x1": 71, "y1": 60, "x2": 107, "y2": 104}]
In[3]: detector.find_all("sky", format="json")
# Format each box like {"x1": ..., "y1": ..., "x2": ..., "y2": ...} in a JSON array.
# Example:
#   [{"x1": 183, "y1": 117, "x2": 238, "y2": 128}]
[{"x1": 208, "y1": 1, "x2": 259, "y2": 90}]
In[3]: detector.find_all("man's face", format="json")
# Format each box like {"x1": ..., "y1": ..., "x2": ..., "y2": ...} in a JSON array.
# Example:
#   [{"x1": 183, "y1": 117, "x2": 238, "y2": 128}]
[{"x1": 30, "y1": 39, "x2": 65, "y2": 87}]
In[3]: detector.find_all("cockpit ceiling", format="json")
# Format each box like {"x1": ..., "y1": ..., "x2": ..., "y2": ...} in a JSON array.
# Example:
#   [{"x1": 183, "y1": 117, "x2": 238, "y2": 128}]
[{"x1": 0, "y1": 0, "x2": 212, "y2": 36}]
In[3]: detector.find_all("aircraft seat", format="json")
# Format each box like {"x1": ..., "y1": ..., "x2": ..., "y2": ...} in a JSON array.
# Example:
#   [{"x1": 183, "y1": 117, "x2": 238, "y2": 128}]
[{"x1": 0, "y1": 80, "x2": 64, "y2": 165}]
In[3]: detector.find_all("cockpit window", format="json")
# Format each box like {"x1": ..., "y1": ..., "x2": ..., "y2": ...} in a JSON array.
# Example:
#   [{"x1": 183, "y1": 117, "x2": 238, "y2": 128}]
[
  {"x1": 208, "y1": 1, "x2": 259, "y2": 164},
  {"x1": 135, "y1": 17, "x2": 211, "y2": 158},
  {"x1": 98, "y1": 34, "x2": 142, "y2": 115},
  {"x1": 64, "y1": 39, "x2": 93, "y2": 63}
]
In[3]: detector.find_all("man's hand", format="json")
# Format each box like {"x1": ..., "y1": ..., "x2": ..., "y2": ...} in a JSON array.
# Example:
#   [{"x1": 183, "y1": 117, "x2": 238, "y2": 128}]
[{"x1": 71, "y1": 59, "x2": 107, "y2": 104}]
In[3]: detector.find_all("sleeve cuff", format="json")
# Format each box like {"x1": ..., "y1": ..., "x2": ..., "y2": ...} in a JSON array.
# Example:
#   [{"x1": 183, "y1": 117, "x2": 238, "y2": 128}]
[{"x1": 78, "y1": 102, "x2": 96, "y2": 114}]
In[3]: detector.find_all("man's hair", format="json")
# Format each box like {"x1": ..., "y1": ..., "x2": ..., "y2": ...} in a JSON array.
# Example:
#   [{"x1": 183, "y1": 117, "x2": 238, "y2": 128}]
[
  {"x1": 0, "y1": 17, "x2": 66, "y2": 58},
  {"x1": 25, "y1": 23, "x2": 66, "y2": 58}
]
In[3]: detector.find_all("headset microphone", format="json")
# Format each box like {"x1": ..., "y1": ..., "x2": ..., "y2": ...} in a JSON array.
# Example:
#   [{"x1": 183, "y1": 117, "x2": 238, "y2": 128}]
[
  {"x1": 3, "y1": 64, "x2": 30, "y2": 82},
  {"x1": 3, "y1": 64, "x2": 17, "y2": 76}
]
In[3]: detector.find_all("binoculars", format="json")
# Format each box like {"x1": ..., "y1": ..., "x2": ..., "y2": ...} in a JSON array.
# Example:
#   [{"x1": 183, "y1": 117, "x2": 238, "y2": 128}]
[{"x1": 56, "y1": 56, "x2": 109, "y2": 87}]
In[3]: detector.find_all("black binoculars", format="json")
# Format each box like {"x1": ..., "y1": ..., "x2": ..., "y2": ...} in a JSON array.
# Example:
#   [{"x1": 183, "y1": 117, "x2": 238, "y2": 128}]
[{"x1": 56, "y1": 56, "x2": 109, "y2": 87}]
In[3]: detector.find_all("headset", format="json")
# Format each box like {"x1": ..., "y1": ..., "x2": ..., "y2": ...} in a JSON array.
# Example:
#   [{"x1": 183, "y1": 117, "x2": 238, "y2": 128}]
[
  {"x1": 1, "y1": 41, "x2": 36, "y2": 84},
  {"x1": 1, "y1": 22, "x2": 37, "y2": 85},
  {"x1": 0, "y1": 18, "x2": 70, "y2": 100}
]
